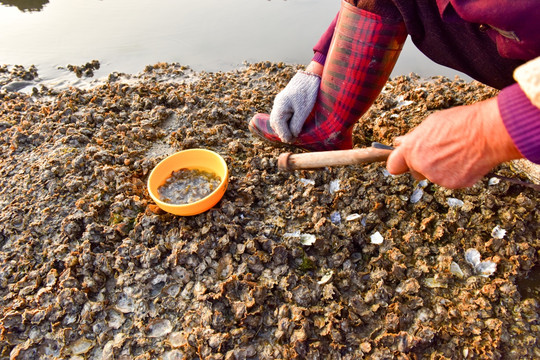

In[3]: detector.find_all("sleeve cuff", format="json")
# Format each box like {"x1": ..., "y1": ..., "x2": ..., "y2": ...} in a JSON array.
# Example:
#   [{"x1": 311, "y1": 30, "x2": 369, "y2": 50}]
[
  {"x1": 312, "y1": 52, "x2": 327, "y2": 67},
  {"x1": 498, "y1": 83, "x2": 540, "y2": 164},
  {"x1": 312, "y1": 12, "x2": 339, "y2": 65}
]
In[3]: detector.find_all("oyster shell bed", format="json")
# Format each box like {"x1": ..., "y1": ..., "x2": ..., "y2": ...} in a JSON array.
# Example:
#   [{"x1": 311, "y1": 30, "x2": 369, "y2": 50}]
[{"x1": 0, "y1": 62, "x2": 539, "y2": 359}]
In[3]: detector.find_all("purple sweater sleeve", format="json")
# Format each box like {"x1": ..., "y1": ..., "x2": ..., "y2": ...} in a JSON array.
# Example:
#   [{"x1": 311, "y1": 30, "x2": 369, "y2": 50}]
[
  {"x1": 498, "y1": 84, "x2": 540, "y2": 164},
  {"x1": 312, "y1": 12, "x2": 339, "y2": 65},
  {"x1": 440, "y1": 0, "x2": 540, "y2": 61}
]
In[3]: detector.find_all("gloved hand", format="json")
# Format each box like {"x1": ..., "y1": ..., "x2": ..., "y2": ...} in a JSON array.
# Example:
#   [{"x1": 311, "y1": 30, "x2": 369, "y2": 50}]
[
  {"x1": 386, "y1": 97, "x2": 522, "y2": 189},
  {"x1": 269, "y1": 70, "x2": 321, "y2": 142}
]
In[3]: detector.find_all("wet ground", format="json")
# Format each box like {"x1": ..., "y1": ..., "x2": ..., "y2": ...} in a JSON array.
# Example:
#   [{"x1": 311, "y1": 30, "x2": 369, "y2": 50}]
[
  {"x1": 0, "y1": 0, "x2": 469, "y2": 86},
  {"x1": 0, "y1": 62, "x2": 538, "y2": 359}
]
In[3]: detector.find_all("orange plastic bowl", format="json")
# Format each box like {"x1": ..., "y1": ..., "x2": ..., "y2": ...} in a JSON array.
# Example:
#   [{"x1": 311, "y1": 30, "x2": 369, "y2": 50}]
[{"x1": 147, "y1": 149, "x2": 228, "y2": 216}]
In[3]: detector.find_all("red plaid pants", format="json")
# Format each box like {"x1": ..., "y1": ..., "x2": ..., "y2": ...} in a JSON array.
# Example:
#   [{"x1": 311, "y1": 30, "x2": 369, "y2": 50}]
[{"x1": 295, "y1": 1, "x2": 406, "y2": 150}]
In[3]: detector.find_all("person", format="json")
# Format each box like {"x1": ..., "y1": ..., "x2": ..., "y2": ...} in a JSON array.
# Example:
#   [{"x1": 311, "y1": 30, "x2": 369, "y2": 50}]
[{"x1": 249, "y1": 0, "x2": 540, "y2": 189}]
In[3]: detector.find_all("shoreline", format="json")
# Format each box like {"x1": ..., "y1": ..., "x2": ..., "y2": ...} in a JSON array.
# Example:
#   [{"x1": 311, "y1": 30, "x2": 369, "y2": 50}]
[{"x1": 1, "y1": 60, "x2": 470, "y2": 95}]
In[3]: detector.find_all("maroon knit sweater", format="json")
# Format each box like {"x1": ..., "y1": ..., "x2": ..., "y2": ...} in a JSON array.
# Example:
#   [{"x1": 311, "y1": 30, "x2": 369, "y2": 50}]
[{"x1": 313, "y1": 0, "x2": 540, "y2": 164}]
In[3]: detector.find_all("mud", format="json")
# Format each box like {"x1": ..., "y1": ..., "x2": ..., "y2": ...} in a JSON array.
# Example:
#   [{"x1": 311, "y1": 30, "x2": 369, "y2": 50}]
[{"x1": 0, "y1": 62, "x2": 538, "y2": 359}]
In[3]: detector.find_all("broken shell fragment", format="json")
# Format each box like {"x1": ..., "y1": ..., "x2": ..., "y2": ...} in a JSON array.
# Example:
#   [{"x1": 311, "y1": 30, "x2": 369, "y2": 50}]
[
  {"x1": 330, "y1": 211, "x2": 341, "y2": 224},
  {"x1": 491, "y1": 225, "x2": 506, "y2": 239},
  {"x1": 169, "y1": 331, "x2": 189, "y2": 348},
  {"x1": 284, "y1": 231, "x2": 301, "y2": 238},
  {"x1": 329, "y1": 179, "x2": 341, "y2": 194},
  {"x1": 465, "y1": 248, "x2": 481, "y2": 268},
  {"x1": 163, "y1": 350, "x2": 187, "y2": 360},
  {"x1": 424, "y1": 277, "x2": 447, "y2": 288},
  {"x1": 410, "y1": 187, "x2": 423, "y2": 204},
  {"x1": 147, "y1": 319, "x2": 173, "y2": 338},
  {"x1": 299, "y1": 178, "x2": 315, "y2": 186},
  {"x1": 107, "y1": 309, "x2": 125, "y2": 329},
  {"x1": 69, "y1": 338, "x2": 94, "y2": 355},
  {"x1": 115, "y1": 292, "x2": 136, "y2": 314},
  {"x1": 447, "y1": 198, "x2": 464, "y2": 207},
  {"x1": 476, "y1": 261, "x2": 497, "y2": 277},
  {"x1": 464, "y1": 248, "x2": 497, "y2": 277},
  {"x1": 318, "y1": 271, "x2": 334, "y2": 285},
  {"x1": 370, "y1": 231, "x2": 384, "y2": 245},
  {"x1": 488, "y1": 177, "x2": 501, "y2": 185},
  {"x1": 300, "y1": 234, "x2": 317, "y2": 246},
  {"x1": 284, "y1": 231, "x2": 316, "y2": 246},
  {"x1": 450, "y1": 262, "x2": 465, "y2": 278},
  {"x1": 346, "y1": 213, "x2": 362, "y2": 221}
]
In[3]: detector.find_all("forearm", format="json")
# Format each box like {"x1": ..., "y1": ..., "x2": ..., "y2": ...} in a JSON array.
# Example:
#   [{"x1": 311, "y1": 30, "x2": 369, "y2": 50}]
[
  {"x1": 386, "y1": 97, "x2": 522, "y2": 189},
  {"x1": 305, "y1": 61, "x2": 324, "y2": 76}
]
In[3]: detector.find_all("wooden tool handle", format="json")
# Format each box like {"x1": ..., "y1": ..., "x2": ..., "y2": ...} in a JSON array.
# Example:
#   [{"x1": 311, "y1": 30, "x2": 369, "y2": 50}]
[{"x1": 278, "y1": 147, "x2": 392, "y2": 171}]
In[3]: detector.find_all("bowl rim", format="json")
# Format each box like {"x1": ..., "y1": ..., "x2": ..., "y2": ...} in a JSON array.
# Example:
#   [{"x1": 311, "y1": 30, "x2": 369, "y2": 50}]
[{"x1": 147, "y1": 148, "x2": 228, "y2": 214}]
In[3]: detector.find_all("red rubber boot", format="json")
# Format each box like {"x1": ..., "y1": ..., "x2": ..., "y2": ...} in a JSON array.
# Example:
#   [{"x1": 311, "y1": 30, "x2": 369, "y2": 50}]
[{"x1": 250, "y1": 0, "x2": 407, "y2": 151}]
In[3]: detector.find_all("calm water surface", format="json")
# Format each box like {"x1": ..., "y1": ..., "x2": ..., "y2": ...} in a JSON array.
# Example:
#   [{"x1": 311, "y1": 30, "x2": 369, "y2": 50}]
[{"x1": 0, "y1": 0, "x2": 469, "y2": 88}]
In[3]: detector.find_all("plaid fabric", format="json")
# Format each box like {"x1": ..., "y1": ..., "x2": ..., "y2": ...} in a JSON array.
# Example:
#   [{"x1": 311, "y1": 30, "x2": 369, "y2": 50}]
[
  {"x1": 249, "y1": 1, "x2": 406, "y2": 151},
  {"x1": 298, "y1": 1, "x2": 407, "y2": 150}
]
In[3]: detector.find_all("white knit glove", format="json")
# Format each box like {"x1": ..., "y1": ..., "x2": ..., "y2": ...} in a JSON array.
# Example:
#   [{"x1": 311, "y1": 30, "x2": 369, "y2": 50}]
[{"x1": 269, "y1": 70, "x2": 320, "y2": 142}]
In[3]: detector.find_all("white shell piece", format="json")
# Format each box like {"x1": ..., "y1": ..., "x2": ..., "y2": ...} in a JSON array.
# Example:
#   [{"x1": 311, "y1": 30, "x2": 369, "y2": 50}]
[
  {"x1": 476, "y1": 261, "x2": 497, "y2": 277},
  {"x1": 283, "y1": 231, "x2": 301, "y2": 238},
  {"x1": 395, "y1": 95, "x2": 414, "y2": 108},
  {"x1": 447, "y1": 198, "x2": 464, "y2": 207},
  {"x1": 330, "y1": 211, "x2": 341, "y2": 224},
  {"x1": 418, "y1": 179, "x2": 429, "y2": 188},
  {"x1": 152, "y1": 274, "x2": 168, "y2": 285},
  {"x1": 370, "y1": 231, "x2": 384, "y2": 245},
  {"x1": 164, "y1": 283, "x2": 181, "y2": 297},
  {"x1": 70, "y1": 338, "x2": 94, "y2": 355},
  {"x1": 300, "y1": 178, "x2": 315, "y2": 186},
  {"x1": 465, "y1": 248, "x2": 481, "y2": 268},
  {"x1": 416, "y1": 308, "x2": 433, "y2": 322},
  {"x1": 381, "y1": 168, "x2": 391, "y2": 177},
  {"x1": 450, "y1": 262, "x2": 464, "y2": 278},
  {"x1": 424, "y1": 277, "x2": 447, "y2": 288},
  {"x1": 115, "y1": 293, "x2": 136, "y2": 314},
  {"x1": 299, "y1": 234, "x2": 316, "y2": 246},
  {"x1": 108, "y1": 309, "x2": 125, "y2": 329},
  {"x1": 147, "y1": 319, "x2": 173, "y2": 338},
  {"x1": 163, "y1": 350, "x2": 186, "y2": 360},
  {"x1": 345, "y1": 213, "x2": 361, "y2": 221},
  {"x1": 329, "y1": 179, "x2": 341, "y2": 195},
  {"x1": 410, "y1": 188, "x2": 424, "y2": 204},
  {"x1": 488, "y1": 177, "x2": 500, "y2": 185},
  {"x1": 398, "y1": 100, "x2": 414, "y2": 108},
  {"x1": 169, "y1": 331, "x2": 188, "y2": 348},
  {"x1": 318, "y1": 271, "x2": 334, "y2": 285},
  {"x1": 491, "y1": 225, "x2": 506, "y2": 239}
]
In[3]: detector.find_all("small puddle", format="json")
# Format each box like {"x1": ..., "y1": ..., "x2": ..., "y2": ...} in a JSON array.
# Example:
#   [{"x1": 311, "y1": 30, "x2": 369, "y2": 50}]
[{"x1": 517, "y1": 265, "x2": 540, "y2": 300}]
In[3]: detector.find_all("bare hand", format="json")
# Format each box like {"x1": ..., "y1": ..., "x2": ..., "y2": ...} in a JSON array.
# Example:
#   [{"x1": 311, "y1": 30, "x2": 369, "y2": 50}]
[{"x1": 386, "y1": 97, "x2": 522, "y2": 189}]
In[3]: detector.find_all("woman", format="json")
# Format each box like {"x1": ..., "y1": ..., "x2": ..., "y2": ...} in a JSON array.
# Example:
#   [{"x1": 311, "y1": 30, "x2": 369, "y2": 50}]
[{"x1": 249, "y1": 0, "x2": 540, "y2": 189}]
